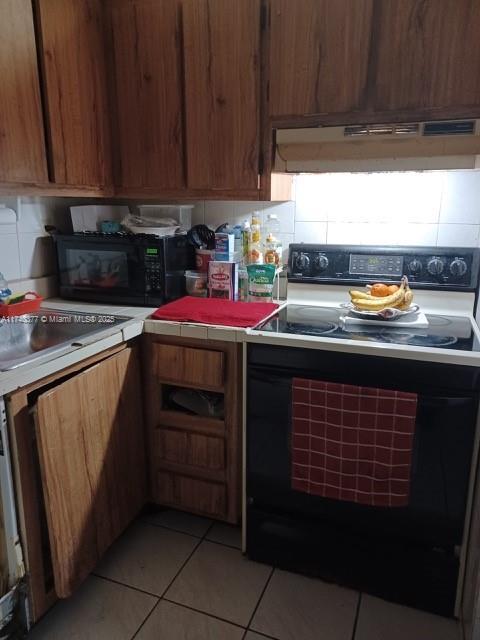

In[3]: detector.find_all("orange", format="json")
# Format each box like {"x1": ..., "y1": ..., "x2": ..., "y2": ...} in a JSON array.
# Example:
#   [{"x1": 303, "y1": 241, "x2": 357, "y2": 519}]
[
  {"x1": 370, "y1": 283, "x2": 390, "y2": 297},
  {"x1": 387, "y1": 284, "x2": 399, "y2": 294}
]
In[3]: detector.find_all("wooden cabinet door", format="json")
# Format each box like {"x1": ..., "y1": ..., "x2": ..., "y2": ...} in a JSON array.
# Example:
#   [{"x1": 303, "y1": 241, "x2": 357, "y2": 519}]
[
  {"x1": 33, "y1": 347, "x2": 146, "y2": 598},
  {"x1": 106, "y1": 0, "x2": 185, "y2": 190},
  {"x1": 182, "y1": 0, "x2": 261, "y2": 192},
  {"x1": 371, "y1": 0, "x2": 480, "y2": 115},
  {"x1": 36, "y1": 0, "x2": 111, "y2": 186},
  {"x1": 268, "y1": 0, "x2": 374, "y2": 118},
  {"x1": 0, "y1": 0, "x2": 48, "y2": 183}
]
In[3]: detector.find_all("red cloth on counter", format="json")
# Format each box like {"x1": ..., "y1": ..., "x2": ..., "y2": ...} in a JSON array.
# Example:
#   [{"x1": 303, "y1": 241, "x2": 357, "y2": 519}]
[
  {"x1": 291, "y1": 379, "x2": 417, "y2": 507},
  {"x1": 151, "y1": 296, "x2": 279, "y2": 328}
]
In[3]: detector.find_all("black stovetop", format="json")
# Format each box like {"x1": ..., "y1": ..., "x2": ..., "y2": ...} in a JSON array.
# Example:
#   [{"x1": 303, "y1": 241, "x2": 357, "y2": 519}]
[{"x1": 256, "y1": 305, "x2": 480, "y2": 352}]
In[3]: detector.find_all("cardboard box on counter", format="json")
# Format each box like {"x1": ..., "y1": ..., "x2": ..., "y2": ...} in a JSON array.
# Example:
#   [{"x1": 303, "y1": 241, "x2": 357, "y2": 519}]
[{"x1": 208, "y1": 261, "x2": 238, "y2": 300}]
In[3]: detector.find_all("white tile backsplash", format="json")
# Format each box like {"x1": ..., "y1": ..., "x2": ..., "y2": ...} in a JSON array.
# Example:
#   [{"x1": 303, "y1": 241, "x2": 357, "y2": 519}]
[
  {"x1": 263, "y1": 202, "x2": 295, "y2": 234},
  {"x1": 437, "y1": 224, "x2": 480, "y2": 247},
  {"x1": 294, "y1": 221, "x2": 327, "y2": 244},
  {"x1": 440, "y1": 171, "x2": 480, "y2": 224},
  {"x1": 18, "y1": 233, "x2": 55, "y2": 279},
  {"x1": 0, "y1": 232, "x2": 21, "y2": 281},
  {"x1": 0, "y1": 170, "x2": 479, "y2": 289}
]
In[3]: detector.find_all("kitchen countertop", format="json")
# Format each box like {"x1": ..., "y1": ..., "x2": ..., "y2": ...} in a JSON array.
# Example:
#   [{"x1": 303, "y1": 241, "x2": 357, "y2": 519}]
[
  {"x1": 0, "y1": 299, "x2": 156, "y2": 396},
  {"x1": 3, "y1": 294, "x2": 480, "y2": 397}
]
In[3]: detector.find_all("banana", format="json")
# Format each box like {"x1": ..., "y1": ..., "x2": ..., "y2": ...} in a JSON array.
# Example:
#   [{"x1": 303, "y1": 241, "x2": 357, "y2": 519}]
[
  {"x1": 397, "y1": 283, "x2": 414, "y2": 310},
  {"x1": 349, "y1": 289, "x2": 375, "y2": 300},
  {"x1": 351, "y1": 278, "x2": 407, "y2": 311}
]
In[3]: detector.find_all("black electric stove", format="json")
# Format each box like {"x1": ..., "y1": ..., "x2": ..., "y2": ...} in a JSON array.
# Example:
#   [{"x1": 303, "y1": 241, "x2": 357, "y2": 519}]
[
  {"x1": 257, "y1": 304, "x2": 480, "y2": 352},
  {"x1": 246, "y1": 244, "x2": 480, "y2": 618}
]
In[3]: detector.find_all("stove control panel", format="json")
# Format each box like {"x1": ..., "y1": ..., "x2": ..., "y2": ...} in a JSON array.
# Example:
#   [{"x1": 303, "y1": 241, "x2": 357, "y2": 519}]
[{"x1": 288, "y1": 244, "x2": 480, "y2": 291}]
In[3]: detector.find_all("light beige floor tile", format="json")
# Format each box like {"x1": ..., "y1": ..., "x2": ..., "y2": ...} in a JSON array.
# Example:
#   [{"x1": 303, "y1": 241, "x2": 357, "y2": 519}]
[
  {"x1": 95, "y1": 522, "x2": 198, "y2": 595},
  {"x1": 166, "y1": 541, "x2": 272, "y2": 626},
  {"x1": 28, "y1": 575, "x2": 156, "y2": 640},
  {"x1": 245, "y1": 632, "x2": 276, "y2": 640},
  {"x1": 355, "y1": 594, "x2": 462, "y2": 640},
  {"x1": 143, "y1": 509, "x2": 212, "y2": 537},
  {"x1": 251, "y1": 569, "x2": 358, "y2": 640},
  {"x1": 136, "y1": 600, "x2": 245, "y2": 639},
  {"x1": 206, "y1": 522, "x2": 242, "y2": 549}
]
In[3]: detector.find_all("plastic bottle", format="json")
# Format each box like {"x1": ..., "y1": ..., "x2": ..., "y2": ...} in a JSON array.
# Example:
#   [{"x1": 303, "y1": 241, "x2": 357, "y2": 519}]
[
  {"x1": 241, "y1": 220, "x2": 250, "y2": 265},
  {"x1": 249, "y1": 212, "x2": 263, "y2": 264},
  {"x1": 0, "y1": 272, "x2": 11, "y2": 304},
  {"x1": 263, "y1": 213, "x2": 283, "y2": 267}
]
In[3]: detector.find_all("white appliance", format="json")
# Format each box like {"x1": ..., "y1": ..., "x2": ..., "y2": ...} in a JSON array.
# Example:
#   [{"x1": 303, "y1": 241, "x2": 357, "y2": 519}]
[
  {"x1": 275, "y1": 119, "x2": 480, "y2": 173},
  {"x1": 0, "y1": 397, "x2": 26, "y2": 635}
]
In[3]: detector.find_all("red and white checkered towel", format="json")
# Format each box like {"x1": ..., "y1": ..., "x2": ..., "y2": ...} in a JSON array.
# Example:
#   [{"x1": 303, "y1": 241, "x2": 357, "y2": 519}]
[{"x1": 291, "y1": 379, "x2": 417, "y2": 507}]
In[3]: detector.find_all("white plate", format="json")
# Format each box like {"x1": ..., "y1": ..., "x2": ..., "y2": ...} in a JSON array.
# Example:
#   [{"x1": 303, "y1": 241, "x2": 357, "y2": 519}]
[{"x1": 340, "y1": 302, "x2": 420, "y2": 320}]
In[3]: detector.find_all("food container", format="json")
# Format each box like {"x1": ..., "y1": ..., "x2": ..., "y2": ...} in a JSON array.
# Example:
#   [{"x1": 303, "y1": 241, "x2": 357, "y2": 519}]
[
  {"x1": 185, "y1": 271, "x2": 208, "y2": 297},
  {"x1": 214, "y1": 232, "x2": 235, "y2": 261},
  {"x1": 208, "y1": 261, "x2": 238, "y2": 300},
  {"x1": 195, "y1": 249, "x2": 215, "y2": 272},
  {"x1": 138, "y1": 205, "x2": 193, "y2": 230},
  {"x1": 0, "y1": 292, "x2": 43, "y2": 318}
]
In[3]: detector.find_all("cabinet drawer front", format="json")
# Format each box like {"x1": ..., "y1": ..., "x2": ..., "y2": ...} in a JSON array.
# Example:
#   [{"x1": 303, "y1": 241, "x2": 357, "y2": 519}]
[
  {"x1": 152, "y1": 344, "x2": 225, "y2": 389},
  {"x1": 155, "y1": 472, "x2": 226, "y2": 518},
  {"x1": 155, "y1": 429, "x2": 225, "y2": 470}
]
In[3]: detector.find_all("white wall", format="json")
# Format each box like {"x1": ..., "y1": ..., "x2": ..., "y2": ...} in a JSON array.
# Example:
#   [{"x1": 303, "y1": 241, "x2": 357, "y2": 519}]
[
  {"x1": 192, "y1": 170, "x2": 480, "y2": 260},
  {"x1": 1, "y1": 169, "x2": 479, "y2": 286}
]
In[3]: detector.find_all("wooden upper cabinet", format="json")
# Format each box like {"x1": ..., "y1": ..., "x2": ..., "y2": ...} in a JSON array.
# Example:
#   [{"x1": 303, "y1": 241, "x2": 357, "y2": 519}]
[
  {"x1": 106, "y1": 0, "x2": 185, "y2": 190},
  {"x1": 0, "y1": 0, "x2": 48, "y2": 183},
  {"x1": 182, "y1": 0, "x2": 261, "y2": 192},
  {"x1": 36, "y1": 0, "x2": 111, "y2": 187},
  {"x1": 371, "y1": 0, "x2": 480, "y2": 115},
  {"x1": 268, "y1": 0, "x2": 374, "y2": 118}
]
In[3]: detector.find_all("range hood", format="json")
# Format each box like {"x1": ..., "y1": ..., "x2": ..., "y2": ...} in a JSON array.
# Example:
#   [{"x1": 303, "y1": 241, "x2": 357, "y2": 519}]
[{"x1": 275, "y1": 119, "x2": 480, "y2": 173}]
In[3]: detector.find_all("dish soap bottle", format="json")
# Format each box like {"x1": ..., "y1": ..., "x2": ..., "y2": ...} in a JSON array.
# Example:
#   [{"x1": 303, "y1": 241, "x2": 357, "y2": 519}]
[{"x1": 0, "y1": 272, "x2": 11, "y2": 304}]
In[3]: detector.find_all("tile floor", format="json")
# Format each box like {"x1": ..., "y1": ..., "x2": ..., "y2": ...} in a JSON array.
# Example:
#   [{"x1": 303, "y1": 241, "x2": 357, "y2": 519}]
[{"x1": 29, "y1": 510, "x2": 463, "y2": 640}]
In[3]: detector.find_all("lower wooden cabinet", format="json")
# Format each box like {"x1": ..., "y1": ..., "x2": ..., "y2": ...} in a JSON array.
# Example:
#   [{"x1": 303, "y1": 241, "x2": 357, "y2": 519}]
[
  {"x1": 6, "y1": 334, "x2": 242, "y2": 622},
  {"x1": 154, "y1": 472, "x2": 227, "y2": 519},
  {"x1": 6, "y1": 343, "x2": 146, "y2": 620},
  {"x1": 143, "y1": 334, "x2": 242, "y2": 524}
]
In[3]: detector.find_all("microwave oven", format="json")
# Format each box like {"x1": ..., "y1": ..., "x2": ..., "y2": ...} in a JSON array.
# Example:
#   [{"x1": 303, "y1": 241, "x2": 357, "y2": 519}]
[{"x1": 54, "y1": 232, "x2": 195, "y2": 306}]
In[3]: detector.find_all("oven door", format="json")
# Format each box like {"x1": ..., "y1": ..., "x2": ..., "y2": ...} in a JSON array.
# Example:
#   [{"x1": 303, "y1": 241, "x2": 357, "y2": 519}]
[
  {"x1": 246, "y1": 344, "x2": 480, "y2": 615},
  {"x1": 55, "y1": 237, "x2": 147, "y2": 305}
]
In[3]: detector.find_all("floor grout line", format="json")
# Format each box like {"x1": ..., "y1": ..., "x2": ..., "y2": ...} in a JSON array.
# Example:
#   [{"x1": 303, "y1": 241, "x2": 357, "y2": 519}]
[
  {"x1": 128, "y1": 523, "x2": 210, "y2": 640},
  {"x1": 201, "y1": 537, "x2": 242, "y2": 551},
  {"x1": 129, "y1": 598, "x2": 162, "y2": 640},
  {"x1": 350, "y1": 591, "x2": 363, "y2": 640},
  {"x1": 245, "y1": 566, "x2": 275, "y2": 631},
  {"x1": 93, "y1": 573, "x2": 162, "y2": 600},
  {"x1": 161, "y1": 596, "x2": 247, "y2": 631},
  {"x1": 140, "y1": 517, "x2": 210, "y2": 539}
]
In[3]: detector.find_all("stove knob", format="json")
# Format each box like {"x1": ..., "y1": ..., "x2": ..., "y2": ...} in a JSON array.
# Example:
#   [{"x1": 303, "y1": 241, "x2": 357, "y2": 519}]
[
  {"x1": 408, "y1": 259, "x2": 423, "y2": 276},
  {"x1": 427, "y1": 258, "x2": 444, "y2": 276},
  {"x1": 295, "y1": 253, "x2": 310, "y2": 271},
  {"x1": 314, "y1": 254, "x2": 329, "y2": 271},
  {"x1": 450, "y1": 258, "x2": 467, "y2": 277}
]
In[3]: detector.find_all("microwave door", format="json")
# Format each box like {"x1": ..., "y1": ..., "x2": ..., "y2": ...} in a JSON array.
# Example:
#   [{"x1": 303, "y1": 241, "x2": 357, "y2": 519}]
[{"x1": 56, "y1": 239, "x2": 145, "y2": 304}]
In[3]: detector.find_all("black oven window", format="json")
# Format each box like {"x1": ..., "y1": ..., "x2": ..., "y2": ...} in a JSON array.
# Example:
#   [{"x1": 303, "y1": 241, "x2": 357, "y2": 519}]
[{"x1": 63, "y1": 249, "x2": 129, "y2": 288}]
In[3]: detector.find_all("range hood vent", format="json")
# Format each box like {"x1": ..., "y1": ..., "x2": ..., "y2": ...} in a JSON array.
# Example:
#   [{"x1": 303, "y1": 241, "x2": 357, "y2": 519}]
[{"x1": 275, "y1": 119, "x2": 480, "y2": 173}]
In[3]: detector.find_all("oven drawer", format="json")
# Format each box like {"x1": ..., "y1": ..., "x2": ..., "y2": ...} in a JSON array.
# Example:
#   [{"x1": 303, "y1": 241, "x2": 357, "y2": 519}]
[
  {"x1": 151, "y1": 343, "x2": 225, "y2": 391},
  {"x1": 154, "y1": 428, "x2": 225, "y2": 470},
  {"x1": 154, "y1": 471, "x2": 226, "y2": 518}
]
